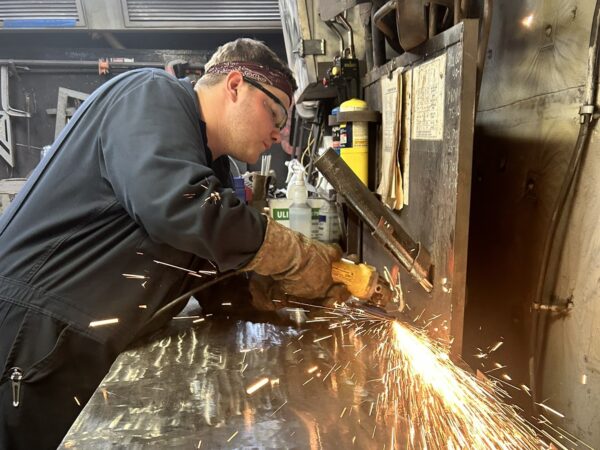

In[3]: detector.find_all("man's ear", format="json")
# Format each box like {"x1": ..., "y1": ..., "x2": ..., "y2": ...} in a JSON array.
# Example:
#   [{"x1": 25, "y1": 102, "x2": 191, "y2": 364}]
[{"x1": 225, "y1": 71, "x2": 244, "y2": 102}]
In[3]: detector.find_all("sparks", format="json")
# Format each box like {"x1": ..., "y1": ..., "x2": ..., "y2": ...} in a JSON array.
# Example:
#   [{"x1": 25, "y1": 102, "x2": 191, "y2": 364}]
[
  {"x1": 536, "y1": 402, "x2": 565, "y2": 419},
  {"x1": 246, "y1": 377, "x2": 269, "y2": 395},
  {"x1": 153, "y1": 259, "x2": 194, "y2": 273},
  {"x1": 226, "y1": 431, "x2": 238, "y2": 442},
  {"x1": 270, "y1": 400, "x2": 287, "y2": 416},
  {"x1": 375, "y1": 320, "x2": 541, "y2": 448},
  {"x1": 489, "y1": 340, "x2": 504, "y2": 353},
  {"x1": 521, "y1": 14, "x2": 534, "y2": 28},
  {"x1": 89, "y1": 318, "x2": 119, "y2": 327},
  {"x1": 122, "y1": 273, "x2": 148, "y2": 279}
]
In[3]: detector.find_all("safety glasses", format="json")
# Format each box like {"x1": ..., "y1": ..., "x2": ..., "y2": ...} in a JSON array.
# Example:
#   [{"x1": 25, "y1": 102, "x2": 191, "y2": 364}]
[{"x1": 243, "y1": 76, "x2": 288, "y2": 130}]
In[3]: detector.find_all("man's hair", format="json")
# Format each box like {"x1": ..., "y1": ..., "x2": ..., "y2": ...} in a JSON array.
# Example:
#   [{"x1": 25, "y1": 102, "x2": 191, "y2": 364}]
[{"x1": 198, "y1": 38, "x2": 297, "y2": 91}]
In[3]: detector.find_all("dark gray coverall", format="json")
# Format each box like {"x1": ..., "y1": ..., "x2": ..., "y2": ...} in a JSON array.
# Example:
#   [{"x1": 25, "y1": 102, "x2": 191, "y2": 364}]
[{"x1": 0, "y1": 68, "x2": 267, "y2": 449}]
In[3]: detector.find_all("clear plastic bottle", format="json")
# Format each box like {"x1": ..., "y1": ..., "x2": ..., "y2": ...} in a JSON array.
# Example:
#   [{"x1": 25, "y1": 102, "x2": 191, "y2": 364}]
[
  {"x1": 288, "y1": 178, "x2": 312, "y2": 238},
  {"x1": 318, "y1": 198, "x2": 340, "y2": 243}
]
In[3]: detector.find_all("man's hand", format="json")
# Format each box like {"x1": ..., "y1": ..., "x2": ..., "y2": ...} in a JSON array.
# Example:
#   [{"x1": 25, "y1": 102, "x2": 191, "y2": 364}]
[
  {"x1": 242, "y1": 218, "x2": 349, "y2": 301},
  {"x1": 248, "y1": 274, "x2": 349, "y2": 311}
]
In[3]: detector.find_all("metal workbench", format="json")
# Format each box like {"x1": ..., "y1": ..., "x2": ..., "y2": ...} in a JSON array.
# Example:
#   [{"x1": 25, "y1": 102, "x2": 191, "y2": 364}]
[{"x1": 59, "y1": 304, "x2": 401, "y2": 449}]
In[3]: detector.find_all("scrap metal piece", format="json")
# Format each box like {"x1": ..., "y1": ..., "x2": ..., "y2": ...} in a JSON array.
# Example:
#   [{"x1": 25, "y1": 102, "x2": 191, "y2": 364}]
[{"x1": 299, "y1": 39, "x2": 326, "y2": 57}]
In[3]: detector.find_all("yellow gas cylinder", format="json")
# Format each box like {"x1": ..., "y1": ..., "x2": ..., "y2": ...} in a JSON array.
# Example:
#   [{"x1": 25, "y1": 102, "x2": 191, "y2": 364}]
[{"x1": 339, "y1": 98, "x2": 368, "y2": 185}]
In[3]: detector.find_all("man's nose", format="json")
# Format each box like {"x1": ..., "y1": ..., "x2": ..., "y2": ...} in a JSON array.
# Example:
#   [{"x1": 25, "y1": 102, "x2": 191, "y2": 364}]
[{"x1": 271, "y1": 128, "x2": 282, "y2": 144}]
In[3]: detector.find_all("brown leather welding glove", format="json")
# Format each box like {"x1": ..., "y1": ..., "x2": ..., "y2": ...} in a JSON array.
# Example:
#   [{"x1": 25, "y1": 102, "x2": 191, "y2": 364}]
[
  {"x1": 248, "y1": 274, "x2": 350, "y2": 312},
  {"x1": 242, "y1": 217, "x2": 349, "y2": 300}
]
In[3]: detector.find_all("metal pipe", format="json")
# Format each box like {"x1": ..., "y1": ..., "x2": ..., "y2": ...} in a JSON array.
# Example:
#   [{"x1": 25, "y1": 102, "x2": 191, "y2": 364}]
[
  {"x1": 316, "y1": 148, "x2": 433, "y2": 292},
  {"x1": 454, "y1": 0, "x2": 462, "y2": 23},
  {"x1": 336, "y1": 13, "x2": 356, "y2": 59},
  {"x1": 530, "y1": 0, "x2": 600, "y2": 412},
  {"x1": 364, "y1": 5, "x2": 375, "y2": 71},
  {"x1": 0, "y1": 58, "x2": 204, "y2": 71},
  {"x1": 325, "y1": 20, "x2": 345, "y2": 56},
  {"x1": 371, "y1": 1, "x2": 388, "y2": 67}
]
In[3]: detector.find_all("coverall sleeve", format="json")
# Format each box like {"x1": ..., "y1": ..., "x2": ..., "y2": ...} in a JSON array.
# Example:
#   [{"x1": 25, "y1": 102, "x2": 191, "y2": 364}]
[{"x1": 98, "y1": 72, "x2": 267, "y2": 271}]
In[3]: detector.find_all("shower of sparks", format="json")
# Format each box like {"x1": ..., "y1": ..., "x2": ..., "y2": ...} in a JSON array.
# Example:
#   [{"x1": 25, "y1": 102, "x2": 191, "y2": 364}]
[
  {"x1": 288, "y1": 299, "x2": 561, "y2": 449},
  {"x1": 74, "y1": 396, "x2": 81, "y2": 406},
  {"x1": 193, "y1": 318, "x2": 205, "y2": 323},
  {"x1": 138, "y1": 304, "x2": 147, "y2": 309},
  {"x1": 374, "y1": 320, "x2": 543, "y2": 449},
  {"x1": 89, "y1": 318, "x2": 119, "y2": 327},
  {"x1": 246, "y1": 377, "x2": 270, "y2": 395}
]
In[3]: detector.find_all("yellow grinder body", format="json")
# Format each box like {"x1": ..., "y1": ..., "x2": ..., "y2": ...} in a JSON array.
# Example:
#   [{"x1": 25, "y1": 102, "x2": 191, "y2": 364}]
[{"x1": 331, "y1": 260, "x2": 378, "y2": 300}]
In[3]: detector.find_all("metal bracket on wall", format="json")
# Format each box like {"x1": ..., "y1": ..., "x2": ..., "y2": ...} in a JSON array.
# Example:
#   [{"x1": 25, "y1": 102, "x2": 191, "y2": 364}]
[
  {"x1": 0, "y1": 65, "x2": 31, "y2": 168},
  {"x1": 53, "y1": 87, "x2": 89, "y2": 139},
  {"x1": 299, "y1": 39, "x2": 326, "y2": 57}
]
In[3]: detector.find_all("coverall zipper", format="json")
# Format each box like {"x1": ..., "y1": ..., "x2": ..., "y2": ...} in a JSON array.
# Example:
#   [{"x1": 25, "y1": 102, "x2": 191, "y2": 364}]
[{"x1": 10, "y1": 367, "x2": 23, "y2": 407}]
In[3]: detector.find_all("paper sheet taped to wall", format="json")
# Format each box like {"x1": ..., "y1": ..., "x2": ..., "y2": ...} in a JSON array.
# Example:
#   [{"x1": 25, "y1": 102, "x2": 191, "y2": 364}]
[{"x1": 411, "y1": 53, "x2": 447, "y2": 141}]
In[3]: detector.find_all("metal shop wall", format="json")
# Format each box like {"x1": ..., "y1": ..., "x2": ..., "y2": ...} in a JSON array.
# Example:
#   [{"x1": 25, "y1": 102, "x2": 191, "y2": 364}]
[
  {"x1": 464, "y1": 0, "x2": 600, "y2": 446},
  {"x1": 0, "y1": 31, "x2": 286, "y2": 179}
]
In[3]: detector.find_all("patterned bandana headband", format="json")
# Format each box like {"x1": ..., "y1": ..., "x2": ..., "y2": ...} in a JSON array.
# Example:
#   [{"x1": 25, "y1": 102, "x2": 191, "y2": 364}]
[{"x1": 205, "y1": 61, "x2": 294, "y2": 104}]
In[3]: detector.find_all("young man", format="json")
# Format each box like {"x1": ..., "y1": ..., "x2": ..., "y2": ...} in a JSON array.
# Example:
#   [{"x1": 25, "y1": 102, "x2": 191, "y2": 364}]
[{"x1": 0, "y1": 38, "x2": 346, "y2": 449}]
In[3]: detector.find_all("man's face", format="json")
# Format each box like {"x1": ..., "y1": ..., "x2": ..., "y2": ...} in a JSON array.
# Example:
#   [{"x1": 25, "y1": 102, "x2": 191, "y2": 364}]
[{"x1": 224, "y1": 79, "x2": 291, "y2": 164}]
